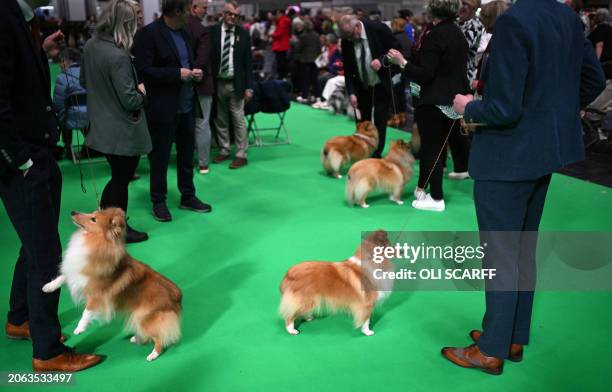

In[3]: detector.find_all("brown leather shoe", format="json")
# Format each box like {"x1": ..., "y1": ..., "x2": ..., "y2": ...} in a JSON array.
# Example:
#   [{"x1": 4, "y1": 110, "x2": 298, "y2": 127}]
[
  {"x1": 6, "y1": 321, "x2": 67, "y2": 343},
  {"x1": 229, "y1": 157, "x2": 248, "y2": 170},
  {"x1": 32, "y1": 351, "x2": 102, "y2": 372},
  {"x1": 470, "y1": 330, "x2": 523, "y2": 362},
  {"x1": 441, "y1": 344, "x2": 504, "y2": 375},
  {"x1": 213, "y1": 154, "x2": 230, "y2": 164}
]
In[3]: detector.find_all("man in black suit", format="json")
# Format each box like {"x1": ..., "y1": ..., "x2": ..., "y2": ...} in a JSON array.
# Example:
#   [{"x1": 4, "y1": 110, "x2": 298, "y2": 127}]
[
  {"x1": 210, "y1": 0, "x2": 253, "y2": 170},
  {"x1": 134, "y1": 0, "x2": 212, "y2": 222},
  {"x1": 0, "y1": 0, "x2": 101, "y2": 371},
  {"x1": 339, "y1": 14, "x2": 400, "y2": 158}
]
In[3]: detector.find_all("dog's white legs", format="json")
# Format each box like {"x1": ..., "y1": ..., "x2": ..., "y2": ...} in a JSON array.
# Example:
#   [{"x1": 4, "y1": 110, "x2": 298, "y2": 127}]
[
  {"x1": 130, "y1": 335, "x2": 145, "y2": 345},
  {"x1": 359, "y1": 203, "x2": 370, "y2": 209},
  {"x1": 304, "y1": 314, "x2": 313, "y2": 322},
  {"x1": 285, "y1": 320, "x2": 299, "y2": 335},
  {"x1": 42, "y1": 275, "x2": 66, "y2": 293},
  {"x1": 389, "y1": 195, "x2": 404, "y2": 206},
  {"x1": 360, "y1": 319, "x2": 375, "y2": 336},
  {"x1": 74, "y1": 309, "x2": 95, "y2": 335},
  {"x1": 147, "y1": 349, "x2": 160, "y2": 361},
  {"x1": 146, "y1": 338, "x2": 163, "y2": 361}
]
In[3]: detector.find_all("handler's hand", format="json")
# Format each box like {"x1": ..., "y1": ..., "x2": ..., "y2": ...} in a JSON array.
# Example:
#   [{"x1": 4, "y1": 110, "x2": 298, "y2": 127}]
[{"x1": 453, "y1": 94, "x2": 475, "y2": 116}]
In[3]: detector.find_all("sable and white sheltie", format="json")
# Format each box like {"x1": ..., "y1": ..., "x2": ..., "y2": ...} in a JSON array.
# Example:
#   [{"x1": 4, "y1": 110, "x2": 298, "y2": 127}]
[
  {"x1": 42, "y1": 208, "x2": 182, "y2": 361},
  {"x1": 279, "y1": 230, "x2": 394, "y2": 336},
  {"x1": 321, "y1": 121, "x2": 379, "y2": 179},
  {"x1": 346, "y1": 140, "x2": 416, "y2": 208}
]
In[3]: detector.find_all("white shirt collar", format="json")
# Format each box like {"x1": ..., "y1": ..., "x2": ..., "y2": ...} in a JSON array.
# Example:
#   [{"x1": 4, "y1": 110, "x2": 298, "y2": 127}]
[
  {"x1": 359, "y1": 21, "x2": 367, "y2": 40},
  {"x1": 17, "y1": 0, "x2": 34, "y2": 22}
]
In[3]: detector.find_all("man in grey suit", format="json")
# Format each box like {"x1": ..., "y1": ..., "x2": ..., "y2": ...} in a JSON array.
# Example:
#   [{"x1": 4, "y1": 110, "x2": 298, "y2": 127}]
[{"x1": 210, "y1": 0, "x2": 253, "y2": 170}]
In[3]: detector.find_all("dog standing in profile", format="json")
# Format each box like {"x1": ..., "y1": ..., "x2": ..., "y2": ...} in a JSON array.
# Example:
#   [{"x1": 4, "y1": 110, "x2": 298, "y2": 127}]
[
  {"x1": 42, "y1": 208, "x2": 182, "y2": 361},
  {"x1": 279, "y1": 230, "x2": 394, "y2": 336},
  {"x1": 321, "y1": 121, "x2": 379, "y2": 179},
  {"x1": 346, "y1": 140, "x2": 416, "y2": 208}
]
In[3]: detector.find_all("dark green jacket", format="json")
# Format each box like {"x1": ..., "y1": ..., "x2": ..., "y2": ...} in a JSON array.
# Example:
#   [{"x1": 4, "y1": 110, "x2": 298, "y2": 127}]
[{"x1": 81, "y1": 35, "x2": 151, "y2": 156}]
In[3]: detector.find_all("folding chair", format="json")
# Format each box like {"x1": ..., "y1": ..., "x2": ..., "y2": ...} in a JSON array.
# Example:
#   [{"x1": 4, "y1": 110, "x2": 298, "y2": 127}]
[{"x1": 245, "y1": 80, "x2": 291, "y2": 147}]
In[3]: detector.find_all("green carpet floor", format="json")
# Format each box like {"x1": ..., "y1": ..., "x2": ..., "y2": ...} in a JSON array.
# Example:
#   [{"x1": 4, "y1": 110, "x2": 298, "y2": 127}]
[{"x1": 1, "y1": 102, "x2": 610, "y2": 391}]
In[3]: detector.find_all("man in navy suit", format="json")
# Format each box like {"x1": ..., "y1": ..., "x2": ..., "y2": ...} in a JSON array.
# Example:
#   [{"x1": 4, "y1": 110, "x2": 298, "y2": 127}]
[
  {"x1": 134, "y1": 0, "x2": 212, "y2": 222},
  {"x1": 450, "y1": 0, "x2": 605, "y2": 375},
  {"x1": 1, "y1": 0, "x2": 101, "y2": 371}
]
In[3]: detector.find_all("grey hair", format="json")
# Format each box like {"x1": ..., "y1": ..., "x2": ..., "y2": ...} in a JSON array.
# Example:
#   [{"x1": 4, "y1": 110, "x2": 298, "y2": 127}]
[
  {"x1": 594, "y1": 8, "x2": 611, "y2": 26},
  {"x1": 426, "y1": 0, "x2": 461, "y2": 20},
  {"x1": 339, "y1": 14, "x2": 359, "y2": 39},
  {"x1": 96, "y1": 0, "x2": 138, "y2": 51}
]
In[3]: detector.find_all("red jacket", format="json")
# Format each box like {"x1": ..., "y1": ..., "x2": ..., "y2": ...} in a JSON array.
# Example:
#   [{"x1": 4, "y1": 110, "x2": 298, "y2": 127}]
[{"x1": 272, "y1": 15, "x2": 291, "y2": 52}]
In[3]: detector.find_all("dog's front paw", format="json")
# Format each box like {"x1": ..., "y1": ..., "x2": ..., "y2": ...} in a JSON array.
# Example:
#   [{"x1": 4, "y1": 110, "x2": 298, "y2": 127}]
[
  {"x1": 286, "y1": 327, "x2": 299, "y2": 335},
  {"x1": 390, "y1": 196, "x2": 404, "y2": 205},
  {"x1": 146, "y1": 349, "x2": 160, "y2": 361},
  {"x1": 360, "y1": 203, "x2": 370, "y2": 209},
  {"x1": 335, "y1": 174, "x2": 343, "y2": 179},
  {"x1": 361, "y1": 329, "x2": 375, "y2": 336},
  {"x1": 73, "y1": 326, "x2": 86, "y2": 335},
  {"x1": 42, "y1": 282, "x2": 57, "y2": 293}
]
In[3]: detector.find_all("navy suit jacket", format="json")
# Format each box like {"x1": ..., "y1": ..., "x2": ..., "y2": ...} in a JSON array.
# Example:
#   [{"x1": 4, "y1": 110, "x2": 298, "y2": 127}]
[
  {"x1": 0, "y1": 0, "x2": 59, "y2": 177},
  {"x1": 134, "y1": 18, "x2": 200, "y2": 124},
  {"x1": 464, "y1": 0, "x2": 605, "y2": 181}
]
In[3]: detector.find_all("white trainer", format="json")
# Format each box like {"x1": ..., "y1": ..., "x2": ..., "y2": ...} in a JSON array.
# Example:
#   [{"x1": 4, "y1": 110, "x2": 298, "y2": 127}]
[
  {"x1": 412, "y1": 194, "x2": 446, "y2": 212},
  {"x1": 448, "y1": 171, "x2": 470, "y2": 180},
  {"x1": 414, "y1": 187, "x2": 427, "y2": 201}
]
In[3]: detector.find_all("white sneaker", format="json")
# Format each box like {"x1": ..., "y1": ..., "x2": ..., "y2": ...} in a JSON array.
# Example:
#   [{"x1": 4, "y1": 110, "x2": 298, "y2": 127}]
[
  {"x1": 296, "y1": 96, "x2": 308, "y2": 104},
  {"x1": 319, "y1": 102, "x2": 330, "y2": 110},
  {"x1": 412, "y1": 194, "x2": 445, "y2": 212},
  {"x1": 311, "y1": 102, "x2": 322, "y2": 109},
  {"x1": 448, "y1": 171, "x2": 470, "y2": 180},
  {"x1": 414, "y1": 187, "x2": 427, "y2": 201}
]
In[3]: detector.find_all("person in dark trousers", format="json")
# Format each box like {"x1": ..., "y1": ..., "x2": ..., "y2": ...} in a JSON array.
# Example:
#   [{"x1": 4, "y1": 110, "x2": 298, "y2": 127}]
[
  {"x1": 387, "y1": 0, "x2": 470, "y2": 212},
  {"x1": 81, "y1": 0, "x2": 151, "y2": 243},
  {"x1": 295, "y1": 21, "x2": 321, "y2": 103},
  {"x1": 134, "y1": 0, "x2": 212, "y2": 222},
  {"x1": 186, "y1": 0, "x2": 214, "y2": 175},
  {"x1": 450, "y1": 0, "x2": 605, "y2": 375},
  {"x1": 210, "y1": 0, "x2": 253, "y2": 170},
  {"x1": 339, "y1": 14, "x2": 400, "y2": 158},
  {"x1": 0, "y1": 0, "x2": 101, "y2": 372}
]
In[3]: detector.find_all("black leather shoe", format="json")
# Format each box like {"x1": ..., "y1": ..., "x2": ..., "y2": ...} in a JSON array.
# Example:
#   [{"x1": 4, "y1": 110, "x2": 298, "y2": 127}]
[
  {"x1": 126, "y1": 225, "x2": 149, "y2": 243},
  {"x1": 179, "y1": 197, "x2": 212, "y2": 213},
  {"x1": 152, "y1": 203, "x2": 172, "y2": 222}
]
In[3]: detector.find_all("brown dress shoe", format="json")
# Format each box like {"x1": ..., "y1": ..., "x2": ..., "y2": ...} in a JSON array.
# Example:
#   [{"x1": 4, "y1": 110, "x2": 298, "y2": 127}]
[
  {"x1": 33, "y1": 351, "x2": 102, "y2": 372},
  {"x1": 6, "y1": 321, "x2": 68, "y2": 343},
  {"x1": 470, "y1": 330, "x2": 523, "y2": 362},
  {"x1": 441, "y1": 344, "x2": 504, "y2": 375},
  {"x1": 213, "y1": 154, "x2": 230, "y2": 164},
  {"x1": 229, "y1": 157, "x2": 248, "y2": 169}
]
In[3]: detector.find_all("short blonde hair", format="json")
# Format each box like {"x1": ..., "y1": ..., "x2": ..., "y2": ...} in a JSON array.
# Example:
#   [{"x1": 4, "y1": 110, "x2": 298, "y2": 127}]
[
  {"x1": 96, "y1": 0, "x2": 138, "y2": 51},
  {"x1": 480, "y1": 0, "x2": 509, "y2": 33}
]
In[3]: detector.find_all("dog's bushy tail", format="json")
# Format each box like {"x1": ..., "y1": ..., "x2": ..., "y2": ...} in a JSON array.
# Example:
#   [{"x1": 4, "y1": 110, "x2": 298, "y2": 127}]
[
  {"x1": 321, "y1": 147, "x2": 343, "y2": 175},
  {"x1": 131, "y1": 310, "x2": 182, "y2": 348}
]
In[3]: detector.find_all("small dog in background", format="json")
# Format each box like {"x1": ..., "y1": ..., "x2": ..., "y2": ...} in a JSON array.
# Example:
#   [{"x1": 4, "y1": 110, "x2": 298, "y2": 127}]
[
  {"x1": 321, "y1": 121, "x2": 379, "y2": 179},
  {"x1": 279, "y1": 230, "x2": 394, "y2": 336},
  {"x1": 42, "y1": 208, "x2": 182, "y2": 362},
  {"x1": 346, "y1": 140, "x2": 416, "y2": 208}
]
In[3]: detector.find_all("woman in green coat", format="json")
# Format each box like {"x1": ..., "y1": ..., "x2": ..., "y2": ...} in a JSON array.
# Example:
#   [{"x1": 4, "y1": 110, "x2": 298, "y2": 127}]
[{"x1": 81, "y1": 0, "x2": 151, "y2": 243}]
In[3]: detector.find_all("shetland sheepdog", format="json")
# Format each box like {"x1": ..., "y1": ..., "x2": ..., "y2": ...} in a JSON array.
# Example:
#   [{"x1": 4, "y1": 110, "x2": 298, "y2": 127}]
[
  {"x1": 42, "y1": 208, "x2": 182, "y2": 362},
  {"x1": 279, "y1": 230, "x2": 394, "y2": 336},
  {"x1": 346, "y1": 140, "x2": 416, "y2": 208},
  {"x1": 321, "y1": 121, "x2": 379, "y2": 179}
]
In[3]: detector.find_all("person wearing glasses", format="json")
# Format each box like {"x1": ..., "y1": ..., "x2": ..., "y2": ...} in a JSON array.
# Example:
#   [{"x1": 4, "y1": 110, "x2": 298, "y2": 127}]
[
  {"x1": 134, "y1": 0, "x2": 212, "y2": 222},
  {"x1": 338, "y1": 13, "x2": 400, "y2": 159},
  {"x1": 210, "y1": 0, "x2": 253, "y2": 170}
]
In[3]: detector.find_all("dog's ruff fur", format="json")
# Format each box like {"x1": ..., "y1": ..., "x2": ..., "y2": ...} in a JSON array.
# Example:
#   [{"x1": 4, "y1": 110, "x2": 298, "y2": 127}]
[
  {"x1": 42, "y1": 208, "x2": 182, "y2": 361},
  {"x1": 278, "y1": 231, "x2": 394, "y2": 336},
  {"x1": 321, "y1": 121, "x2": 379, "y2": 179},
  {"x1": 346, "y1": 139, "x2": 416, "y2": 208}
]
